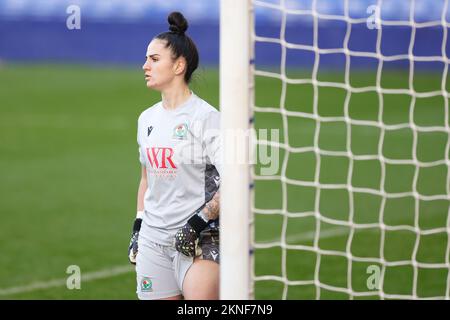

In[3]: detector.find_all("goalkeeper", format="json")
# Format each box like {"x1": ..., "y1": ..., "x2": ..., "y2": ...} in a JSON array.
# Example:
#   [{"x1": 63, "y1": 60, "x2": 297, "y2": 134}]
[{"x1": 127, "y1": 11, "x2": 221, "y2": 300}]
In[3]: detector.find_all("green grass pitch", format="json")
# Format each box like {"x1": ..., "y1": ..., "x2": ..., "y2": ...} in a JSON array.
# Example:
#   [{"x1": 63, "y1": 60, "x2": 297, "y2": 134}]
[{"x1": 0, "y1": 64, "x2": 448, "y2": 299}]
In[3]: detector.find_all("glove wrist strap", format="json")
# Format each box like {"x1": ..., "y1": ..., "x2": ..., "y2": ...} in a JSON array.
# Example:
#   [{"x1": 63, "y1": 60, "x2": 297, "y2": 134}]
[
  {"x1": 133, "y1": 218, "x2": 142, "y2": 232},
  {"x1": 188, "y1": 214, "x2": 208, "y2": 235}
]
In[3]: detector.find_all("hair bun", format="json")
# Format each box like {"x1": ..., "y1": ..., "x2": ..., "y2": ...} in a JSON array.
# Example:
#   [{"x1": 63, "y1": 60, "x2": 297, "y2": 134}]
[{"x1": 168, "y1": 12, "x2": 188, "y2": 35}]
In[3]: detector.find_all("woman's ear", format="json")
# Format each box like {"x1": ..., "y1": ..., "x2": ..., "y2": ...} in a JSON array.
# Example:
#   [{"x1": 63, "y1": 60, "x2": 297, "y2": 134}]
[{"x1": 173, "y1": 57, "x2": 186, "y2": 76}]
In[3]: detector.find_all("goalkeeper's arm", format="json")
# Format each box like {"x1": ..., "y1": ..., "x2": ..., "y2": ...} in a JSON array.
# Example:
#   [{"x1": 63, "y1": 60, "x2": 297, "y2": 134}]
[
  {"x1": 128, "y1": 166, "x2": 147, "y2": 264},
  {"x1": 174, "y1": 190, "x2": 220, "y2": 257},
  {"x1": 175, "y1": 165, "x2": 220, "y2": 257}
]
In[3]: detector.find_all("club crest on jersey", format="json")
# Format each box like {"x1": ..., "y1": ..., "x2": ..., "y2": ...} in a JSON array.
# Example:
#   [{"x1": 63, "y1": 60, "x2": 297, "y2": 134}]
[{"x1": 173, "y1": 123, "x2": 188, "y2": 140}]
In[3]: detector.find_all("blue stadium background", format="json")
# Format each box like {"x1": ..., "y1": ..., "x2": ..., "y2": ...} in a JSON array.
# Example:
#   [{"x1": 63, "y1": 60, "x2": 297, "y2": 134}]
[{"x1": 0, "y1": 0, "x2": 449, "y2": 69}]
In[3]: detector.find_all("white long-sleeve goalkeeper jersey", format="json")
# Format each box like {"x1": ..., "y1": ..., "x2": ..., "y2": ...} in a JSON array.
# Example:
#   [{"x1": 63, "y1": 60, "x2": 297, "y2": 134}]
[{"x1": 137, "y1": 92, "x2": 221, "y2": 246}]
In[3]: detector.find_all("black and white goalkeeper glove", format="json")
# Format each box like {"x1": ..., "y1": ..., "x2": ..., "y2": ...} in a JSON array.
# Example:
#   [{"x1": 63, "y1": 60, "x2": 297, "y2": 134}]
[
  {"x1": 128, "y1": 212, "x2": 143, "y2": 265},
  {"x1": 174, "y1": 210, "x2": 209, "y2": 257}
]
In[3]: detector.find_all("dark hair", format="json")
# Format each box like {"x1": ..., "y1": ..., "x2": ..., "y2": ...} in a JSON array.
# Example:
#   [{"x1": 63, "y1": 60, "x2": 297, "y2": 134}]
[{"x1": 155, "y1": 12, "x2": 199, "y2": 84}]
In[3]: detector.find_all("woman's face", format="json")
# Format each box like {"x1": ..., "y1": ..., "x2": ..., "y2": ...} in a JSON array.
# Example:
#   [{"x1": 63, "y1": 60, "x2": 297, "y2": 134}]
[{"x1": 142, "y1": 38, "x2": 181, "y2": 90}]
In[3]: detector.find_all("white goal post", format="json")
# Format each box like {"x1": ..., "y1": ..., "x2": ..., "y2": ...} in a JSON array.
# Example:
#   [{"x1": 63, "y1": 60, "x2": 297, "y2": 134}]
[{"x1": 219, "y1": 0, "x2": 252, "y2": 300}]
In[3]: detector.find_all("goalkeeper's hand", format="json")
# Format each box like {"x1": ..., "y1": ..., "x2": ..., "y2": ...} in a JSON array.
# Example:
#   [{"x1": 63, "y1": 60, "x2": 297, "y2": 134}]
[
  {"x1": 175, "y1": 164, "x2": 219, "y2": 257},
  {"x1": 174, "y1": 214, "x2": 208, "y2": 257},
  {"x1": 128, "y1": 218, "x2": 142, "y2": 265}
]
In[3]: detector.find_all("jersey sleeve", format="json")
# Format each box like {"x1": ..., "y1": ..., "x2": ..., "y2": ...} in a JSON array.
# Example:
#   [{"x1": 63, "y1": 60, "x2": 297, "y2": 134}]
[
  {"x1": 137, "y1": 118, "x2": 146, "y2": 166},
  {"x1": 202, "y1": 111, "x2": 222, "y2": 176}
]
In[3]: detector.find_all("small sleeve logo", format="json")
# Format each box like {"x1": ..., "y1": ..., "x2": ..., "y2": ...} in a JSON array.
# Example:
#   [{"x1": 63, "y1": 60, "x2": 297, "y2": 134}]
[{"x1": 141, "y1": 277, "x2": 153, "y2": 292}]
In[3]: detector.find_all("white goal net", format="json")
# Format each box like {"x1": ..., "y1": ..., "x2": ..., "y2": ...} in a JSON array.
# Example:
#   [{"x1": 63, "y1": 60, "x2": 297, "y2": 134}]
[{"x1": 248, "y1": 0, "x2": 450, "y2": 300}]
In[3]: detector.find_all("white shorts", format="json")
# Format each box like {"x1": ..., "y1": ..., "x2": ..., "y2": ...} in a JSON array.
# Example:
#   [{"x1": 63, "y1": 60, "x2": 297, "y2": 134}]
[
  {"x1": 136, "y1": 235, "x2": 193, "y2": 300},
  {"x1": 135, "y1": 225, "x2": 220, "y2": 300}
]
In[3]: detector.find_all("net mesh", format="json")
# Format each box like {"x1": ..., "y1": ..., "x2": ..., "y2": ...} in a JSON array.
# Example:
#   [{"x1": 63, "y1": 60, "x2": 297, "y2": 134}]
[{"x1": 250, "y1": 0, "x2": 450, "y2": 299}]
